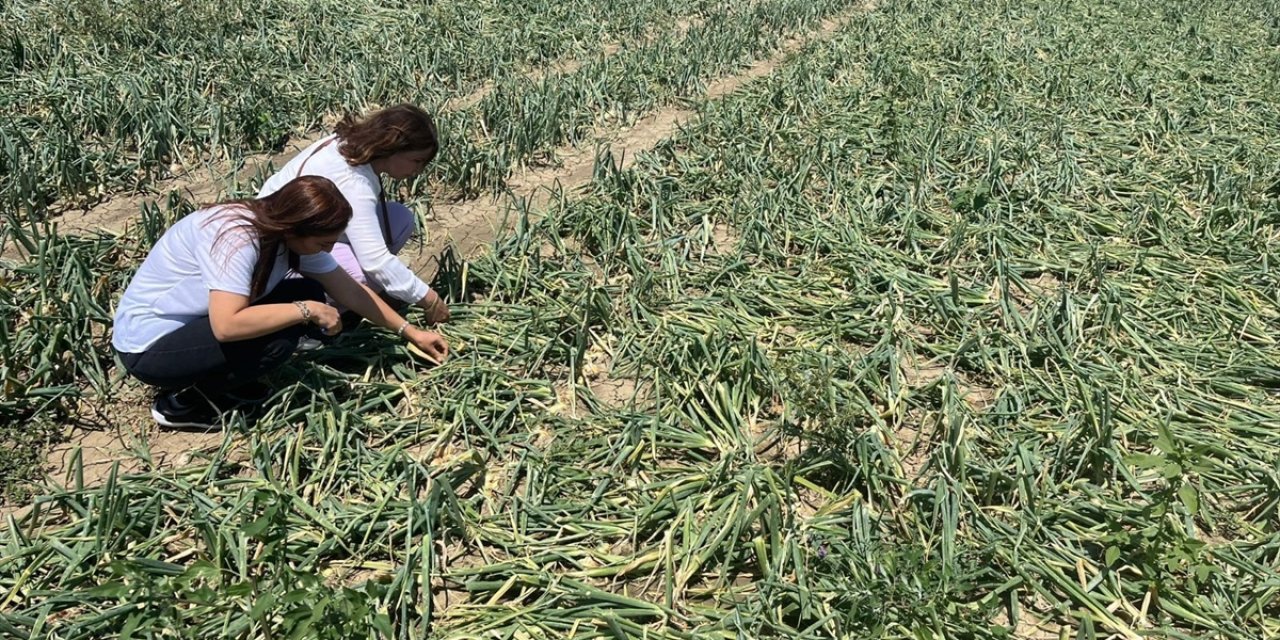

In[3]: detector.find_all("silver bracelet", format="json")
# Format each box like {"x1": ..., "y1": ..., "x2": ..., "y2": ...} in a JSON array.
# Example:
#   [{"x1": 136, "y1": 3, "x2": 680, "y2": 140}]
[
  {"x1": 294, "y1": 301, "x2": 312, "y2": 324},
  {"x1": 396, "y1": 320, "x2": 410, "y2": 337}
]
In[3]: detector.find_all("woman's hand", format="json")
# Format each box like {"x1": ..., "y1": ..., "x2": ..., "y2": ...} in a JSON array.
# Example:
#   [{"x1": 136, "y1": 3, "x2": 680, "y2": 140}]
[
  {"x1": 405, "y1": 326, "x2": 449, "y2": 363},
  {"x1": 208, "y1": 290, "x2": 339, "y2": 343},
  {"x1": 308, "y1": 268, "x2": 444, "y2": 358},
  {"x1": 419, "y1": 289, "x2": 452, "y2": 325},
  {"x1": 303, "y1": 300, "x2": 343, "y2": 336}
]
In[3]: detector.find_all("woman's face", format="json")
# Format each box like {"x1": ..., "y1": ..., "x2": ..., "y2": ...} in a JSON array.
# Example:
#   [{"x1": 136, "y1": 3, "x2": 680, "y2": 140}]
[
  {"x1": 381, "y1": 149, "x2": 435, "y2": 180},
  {"x1": 285, "y1": 231, "x2": 343, "y2": 255}
]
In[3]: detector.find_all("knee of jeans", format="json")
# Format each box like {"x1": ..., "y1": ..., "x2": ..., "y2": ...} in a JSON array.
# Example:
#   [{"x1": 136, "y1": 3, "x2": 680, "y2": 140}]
[
  {"x1": 299, "y1": 277, "x2": 326, "y2": 302},
  {"x1": 384, "y1": 202, "x2": 417, "y2": 254}
]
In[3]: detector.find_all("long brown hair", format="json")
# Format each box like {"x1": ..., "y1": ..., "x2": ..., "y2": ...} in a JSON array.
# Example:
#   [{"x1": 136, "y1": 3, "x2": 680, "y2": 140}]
[
  {"x1": 209, "y1": 176, "x2": 353, "y2": 298},
  {"x1": 334, "y1": 103, "x2": 439, "y2": 166}
]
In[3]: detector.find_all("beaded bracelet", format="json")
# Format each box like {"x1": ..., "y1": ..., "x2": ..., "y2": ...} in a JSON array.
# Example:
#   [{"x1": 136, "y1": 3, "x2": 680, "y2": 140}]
[{"x1": 294, "y1": 300, "x2": 312, "y2": 324}]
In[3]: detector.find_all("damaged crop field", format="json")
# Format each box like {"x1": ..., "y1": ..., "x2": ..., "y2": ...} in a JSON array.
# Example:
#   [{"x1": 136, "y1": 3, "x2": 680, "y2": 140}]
[{"x1": 2, "y1": 0, "x2": 1280, "y2": 637}]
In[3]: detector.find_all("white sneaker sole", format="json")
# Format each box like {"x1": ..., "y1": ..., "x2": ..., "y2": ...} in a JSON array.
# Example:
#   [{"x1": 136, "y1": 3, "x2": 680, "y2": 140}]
[
  {"x1": 151, "y1": 406, "x2": 218, "y2": 430},
  {"x1": 296, "y1": 337, "x2": 324, "y2": 352}
]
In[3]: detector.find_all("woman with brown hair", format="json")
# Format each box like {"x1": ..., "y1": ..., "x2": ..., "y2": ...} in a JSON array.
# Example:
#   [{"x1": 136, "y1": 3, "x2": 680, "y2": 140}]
[
  {"x1": 112, "y1": 175, "x2": 449, "y2": 429},
  {"x1": 258, "y1": 104, "x2": 451, "y2": 329}
]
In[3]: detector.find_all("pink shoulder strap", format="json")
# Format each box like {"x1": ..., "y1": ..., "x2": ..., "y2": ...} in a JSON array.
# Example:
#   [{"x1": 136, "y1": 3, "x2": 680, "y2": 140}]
[
  {"x1": 293, "y1": 135, "x2": 392, "y2": 248},
  {"x1": 296, "y1": 136, "x2": 337, "y2": 177}
]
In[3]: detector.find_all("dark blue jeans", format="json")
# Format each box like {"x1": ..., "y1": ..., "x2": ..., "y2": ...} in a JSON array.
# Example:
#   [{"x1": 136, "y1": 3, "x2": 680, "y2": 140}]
[{"x1": 116, "y1": 278, "x2": 324, "y2": 394}]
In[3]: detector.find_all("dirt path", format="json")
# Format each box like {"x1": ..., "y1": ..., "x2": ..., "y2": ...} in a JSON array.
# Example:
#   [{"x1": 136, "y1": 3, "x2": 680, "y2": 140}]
[
  {"x1": 403, "y1": 8, "x2": 862, "y2": 270},
  {"x1": 44, "y1": 133, "x2": 329, "y2": 241},
  {"x1": 444, "y1": 16, "x2": 702, "y2": 112},
  {"x1": 22, "y1": 16, "x2": 708, "y2": 256},
  {"x1": 28, "y1": 4, "x2": 871, "y2": 497}
]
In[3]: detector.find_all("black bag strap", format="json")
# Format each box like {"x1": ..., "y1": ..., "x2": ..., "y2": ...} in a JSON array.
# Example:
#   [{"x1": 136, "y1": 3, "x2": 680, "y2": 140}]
[{"x1": 375, "y1": 176, "x2": 393, "y2": 248}]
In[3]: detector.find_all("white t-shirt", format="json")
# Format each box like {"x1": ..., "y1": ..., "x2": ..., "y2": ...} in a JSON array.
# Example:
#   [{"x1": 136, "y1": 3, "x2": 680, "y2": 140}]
[
  {"x1": 257, "y1": 135, "x2": 430, "y2": 305},
  {"x1": 112, "y1": 206, "x2": 339, "y2": 353}
]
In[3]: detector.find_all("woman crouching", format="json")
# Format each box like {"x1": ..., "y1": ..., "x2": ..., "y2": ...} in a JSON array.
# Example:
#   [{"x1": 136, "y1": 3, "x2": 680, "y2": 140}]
[{"x1": 111, "y1": 175, "x2": 449, "y2": 429}]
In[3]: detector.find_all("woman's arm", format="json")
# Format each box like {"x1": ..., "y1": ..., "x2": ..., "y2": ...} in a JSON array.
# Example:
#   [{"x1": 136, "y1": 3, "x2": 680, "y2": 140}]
[
  {"x1": 416, "y1": 289, "x2": 451, "y2": 324},
  {"x1": 306, "y1": 267, "x2": 449, "y2": 362},
  {"x1": 207, "y1": 290, "x2": 340, "y2": 341},
  {"x1": 341, "y1": 174, "x2": 432, "y2": 305}
]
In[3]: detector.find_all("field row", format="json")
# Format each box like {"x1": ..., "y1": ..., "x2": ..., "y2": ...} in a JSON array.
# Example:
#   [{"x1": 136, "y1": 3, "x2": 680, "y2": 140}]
[{"x1": 1, "y1": 0, "x2": 852, "y2": 237}]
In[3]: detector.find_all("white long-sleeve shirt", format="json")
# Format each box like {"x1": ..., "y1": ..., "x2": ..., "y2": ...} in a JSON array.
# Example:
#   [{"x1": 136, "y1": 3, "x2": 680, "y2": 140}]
[{"x1": 257, "y1": 135, "x2": 430, "y2": 305}]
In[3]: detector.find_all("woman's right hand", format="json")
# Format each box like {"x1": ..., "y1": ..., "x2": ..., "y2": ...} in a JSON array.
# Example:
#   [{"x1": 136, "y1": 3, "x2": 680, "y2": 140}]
[
  {"x1": 406, "y1": 327, "x2": 449, "y2": 363},
  {"x1": 305, "y1": 300, "x2": 343, "y2": 336}
]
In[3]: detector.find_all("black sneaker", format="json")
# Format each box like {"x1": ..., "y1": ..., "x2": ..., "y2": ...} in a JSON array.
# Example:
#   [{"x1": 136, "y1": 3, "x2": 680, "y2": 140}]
[
  {"x1": 224, "y1": 381, "x2": 273, "y2": 405},
  {"x1": 151, "y1": 389, "x2": 222, "y2": 430},
  {"x1": 296, "y1": 336, "x2": 325, "y2": 352}
]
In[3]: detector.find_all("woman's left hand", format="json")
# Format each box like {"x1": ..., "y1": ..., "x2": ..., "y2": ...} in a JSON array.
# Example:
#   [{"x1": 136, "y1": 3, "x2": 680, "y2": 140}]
[{"x1": 419, "y1": 289, "x2": 452, "y2": 325}]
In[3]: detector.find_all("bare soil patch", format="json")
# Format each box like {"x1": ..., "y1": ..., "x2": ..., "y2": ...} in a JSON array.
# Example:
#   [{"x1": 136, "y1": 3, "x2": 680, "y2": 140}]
[
  {"x1": 892, "y1": 410, "x2": 934, "y2": 480},
  {"x1": 992, "y1": 609, "x2": 1065, "y2": 640},
  {"x1": 43, "y1": 383, "x2": 247, "y2": 492},
  {"x1": 900, "y1": 350, "x2": 998, "y2": 411}
]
